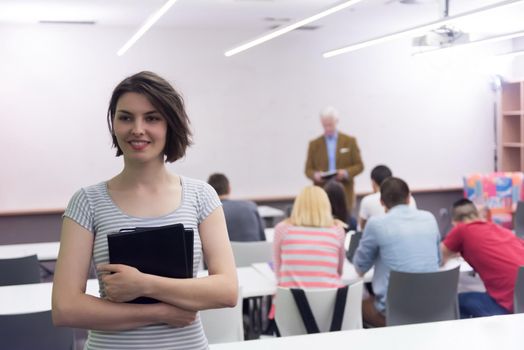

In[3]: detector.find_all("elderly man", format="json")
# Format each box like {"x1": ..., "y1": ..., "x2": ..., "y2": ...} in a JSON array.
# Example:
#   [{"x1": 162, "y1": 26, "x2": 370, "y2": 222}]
[{"x1": 304, "y1": 106, "x2": 364, "y2": 211}]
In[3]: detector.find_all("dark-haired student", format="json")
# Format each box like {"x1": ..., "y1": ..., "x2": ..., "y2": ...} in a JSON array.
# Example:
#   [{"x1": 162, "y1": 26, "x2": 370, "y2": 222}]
[
  {"x1": 324, "y1": 180, "x2": 357, "y2": 232},
  {"x1": 441, "y1": 198, "x2": 524, "y2": 318},
  {"x1": 358, "y1": 165, "x2": 417, "y2": 230},
  {"x1": 208, "y1": 173, "x2": 266, "y2": 242},
  {"x1": 353, "y1": 177, "x2": 440, "y2": 327},
  {"x1": 52, "y1": 71, "x2": 237, "y2": 349}
]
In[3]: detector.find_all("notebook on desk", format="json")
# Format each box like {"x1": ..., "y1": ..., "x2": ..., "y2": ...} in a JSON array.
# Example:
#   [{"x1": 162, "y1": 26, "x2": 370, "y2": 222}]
[{"x1": 107, "y1": 223, "x2": 194, "y2": 304}]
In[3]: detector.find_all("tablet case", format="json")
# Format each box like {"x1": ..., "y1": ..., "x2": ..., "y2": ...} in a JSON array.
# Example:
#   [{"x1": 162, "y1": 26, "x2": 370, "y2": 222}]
[{"x1": 107, "y1": 223, "x2": 194, "y2": 304}]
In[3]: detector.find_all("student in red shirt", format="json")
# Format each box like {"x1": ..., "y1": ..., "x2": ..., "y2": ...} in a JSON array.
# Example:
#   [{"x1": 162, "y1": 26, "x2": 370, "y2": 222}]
[{"x1": 441, "y1": 198, "x2": 524, "y2": 317}]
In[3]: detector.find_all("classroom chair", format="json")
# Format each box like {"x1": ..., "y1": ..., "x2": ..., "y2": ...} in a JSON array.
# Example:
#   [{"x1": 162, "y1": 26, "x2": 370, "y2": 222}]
[
  {"x1": 514, "y1": 202, "x2": 524, "y2": 239},
  {"x1": 514, "y1": 266, "x2": 524, "y2": 313},
  {"x1": 386, "y1": 266, "x2": 459, "y2": 326},
  {"x1": 0, "y1": 254, "x2": 41, "y2": 286},
  {"x1": 0, "y1": 310, "x2": 75, "y2": 350},
  {"x1": 200, "y1": 287, "x2": 244, "y2": 344},
  {"x1": 274, "y1": 281, "x2": 363, "y2": 336},
  {"x1": 230, "y1": 241, "x2": 272, "y2": 267},
  {"x1": 229, "y1": 240, "x2": 274, "y2": 340}
]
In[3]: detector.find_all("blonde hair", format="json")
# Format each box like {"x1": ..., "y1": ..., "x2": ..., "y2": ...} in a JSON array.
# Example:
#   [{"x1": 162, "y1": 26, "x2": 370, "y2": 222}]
[{"x1": 290, "y1": 186, "x2": 335, "y2": 227}]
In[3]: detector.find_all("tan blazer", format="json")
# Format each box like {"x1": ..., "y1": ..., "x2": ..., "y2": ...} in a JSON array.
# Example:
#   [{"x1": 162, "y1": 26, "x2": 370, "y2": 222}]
[{"x1": 304, "y1": 132, "x2": 364, "y2": 211}]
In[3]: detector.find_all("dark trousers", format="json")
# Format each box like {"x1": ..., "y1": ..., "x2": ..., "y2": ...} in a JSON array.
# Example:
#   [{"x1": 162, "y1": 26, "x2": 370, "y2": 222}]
[{"x1": 459, "y1": 292, "x2": 510, "y2": 318}]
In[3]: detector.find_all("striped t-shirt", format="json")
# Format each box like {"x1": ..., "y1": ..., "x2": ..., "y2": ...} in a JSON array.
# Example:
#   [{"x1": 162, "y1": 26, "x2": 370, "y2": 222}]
[
  {"x1": 273, "y1": 222, "x2": 345, "y2": 289},
  {"x1": 64, "y1": 176, "x2": 221, "y2": 350}
]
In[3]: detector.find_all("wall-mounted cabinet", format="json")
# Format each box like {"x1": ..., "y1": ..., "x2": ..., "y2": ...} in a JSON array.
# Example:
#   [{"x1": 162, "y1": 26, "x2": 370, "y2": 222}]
[{"x1": 500, "y1": 81, "x2": 524, "y2": 171}]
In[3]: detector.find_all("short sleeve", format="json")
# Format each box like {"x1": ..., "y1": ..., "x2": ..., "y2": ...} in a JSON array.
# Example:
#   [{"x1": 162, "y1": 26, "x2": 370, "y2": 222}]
[
  {"x1": 442, "y1": 225, "x2": 463, "y2": 253},
  {"x1": 197, "y1": 182, "x2": 222, "y2": 224},
  {"x1": 359, "y1": 196, "x2": 369, "y2": 219},
  {"x1": 63, "y1": 188, "x2": 95, "y2": 233}
]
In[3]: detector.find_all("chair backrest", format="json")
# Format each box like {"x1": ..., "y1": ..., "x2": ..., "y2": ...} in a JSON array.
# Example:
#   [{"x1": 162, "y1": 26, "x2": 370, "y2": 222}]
[
  {"x1": 515, "y1": 202, "x2": 524, "y2": 239},
  {"x1": 200, "y1": 287, "x2": 244, "y2": 344},
  {"x1": 514, "y1": 266, "x2": 524, "y2": 313},
  {"x1": 386, "y1": 266, "x2": 459, "y2": 326},
  {"x1": 346, "y1": 231, "x2": 362, "y2": 262},
  {"x1": 274, "y1": 281, "x2": 363, "y2": 336},
  {"x1": 0, "y1": 254, "x2": 41, "y2": 286},
  {"x1": 230, "y1": 241, "x2": 272, "y2": 267},
  {"x1": 0, "y1": 310, "x2": 75, "y2": 350}
]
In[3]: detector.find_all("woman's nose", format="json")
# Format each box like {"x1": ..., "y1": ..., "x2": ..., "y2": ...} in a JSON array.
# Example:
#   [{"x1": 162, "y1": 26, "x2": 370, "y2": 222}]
[{"x1": 131, "y1": 119, "x2": 144, "y2": 135}]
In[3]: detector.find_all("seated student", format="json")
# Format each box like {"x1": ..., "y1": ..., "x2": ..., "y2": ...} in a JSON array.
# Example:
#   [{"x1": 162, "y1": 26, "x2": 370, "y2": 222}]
[
  {"x1": 441, "y1": 198, "x2": 524, "y2": 318},
  {"x1": 324, "y1": 180, "x2": 357, "y2": 232},
  {"x1": 353, "y1": 177, "x2": 440, "y2": 327},
  {"x1": 208, "y1": 173, "x2": 266, "y2": 242},
  {"x1": 273, "y1": 186, "x2": 346, "y2": 289},
  {"x1": 358, "y1": 165, "x2": 417, "y2": 230}
]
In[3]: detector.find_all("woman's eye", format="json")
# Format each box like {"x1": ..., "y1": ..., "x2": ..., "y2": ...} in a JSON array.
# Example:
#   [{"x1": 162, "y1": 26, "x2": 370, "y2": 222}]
[
  {"x1": 146, "y1": 116, "x2": 162, "y2": 122},
  {"x1": 117, "y1": 115, "x2": 131, "y2": 122}
]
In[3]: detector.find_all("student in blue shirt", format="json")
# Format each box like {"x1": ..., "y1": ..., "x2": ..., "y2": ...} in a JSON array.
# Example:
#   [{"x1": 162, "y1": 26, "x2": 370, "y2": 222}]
[{"x1": 353, "y1": 177, "x2": 440, "y2": 327}]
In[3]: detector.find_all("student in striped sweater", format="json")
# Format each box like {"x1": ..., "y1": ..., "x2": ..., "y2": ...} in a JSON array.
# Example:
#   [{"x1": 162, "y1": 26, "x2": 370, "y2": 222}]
[{"x1": 273, "y1": 186, "x2": 346, "y2": 289}]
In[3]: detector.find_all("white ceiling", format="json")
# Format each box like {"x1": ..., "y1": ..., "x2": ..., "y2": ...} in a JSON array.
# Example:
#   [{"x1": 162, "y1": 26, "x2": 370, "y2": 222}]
[{"x1": 0, "y1": 0, "x2": 523, "y2": 41}]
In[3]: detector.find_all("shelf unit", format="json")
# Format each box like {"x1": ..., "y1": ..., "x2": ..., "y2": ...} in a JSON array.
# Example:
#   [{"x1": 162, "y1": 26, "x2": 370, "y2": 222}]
[{"x1": 500, "y1": 81, "x2": 524, "y2": 171}]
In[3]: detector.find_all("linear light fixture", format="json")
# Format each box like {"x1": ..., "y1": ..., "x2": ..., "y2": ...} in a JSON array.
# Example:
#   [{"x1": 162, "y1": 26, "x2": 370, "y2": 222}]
[
  {"x1": 323, "y1": 0, "x2": 524, "y2": 58},
  {"x1": 412, "y1": 29, "x2": 524, "y2": 56},
  {"x1": 224, "y1": 0, "x2": 363, "y2": 57},
  {"x1": 117, "y1": 0, "x2": 178, "y2": 56}
]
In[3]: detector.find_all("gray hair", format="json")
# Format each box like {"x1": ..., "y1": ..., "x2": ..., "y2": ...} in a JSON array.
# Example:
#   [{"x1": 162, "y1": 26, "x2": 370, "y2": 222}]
[{"x1": 320, "y1": 106, "x2": 339, "y2": 121}]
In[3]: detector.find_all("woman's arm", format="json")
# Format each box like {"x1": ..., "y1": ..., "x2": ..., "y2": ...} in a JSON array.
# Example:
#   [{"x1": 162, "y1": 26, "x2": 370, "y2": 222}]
[
  {"x1": 100, "y1": 207, "x2": 238, "y2": 311},
  {"x1": 336, "y1": 227, "x2": 346, "y2": 276},
  {"x1": 272, "y1": 221, "x2": 287, "y2": 282},
  {"x1": 52, "y1": 218, "x2": 196, "y2": 331}
]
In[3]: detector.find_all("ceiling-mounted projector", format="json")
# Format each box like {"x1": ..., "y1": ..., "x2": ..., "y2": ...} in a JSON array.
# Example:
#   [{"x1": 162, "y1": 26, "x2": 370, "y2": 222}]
[{"x1": 413, "y1": 26, "x2": 469, "y2": 47}]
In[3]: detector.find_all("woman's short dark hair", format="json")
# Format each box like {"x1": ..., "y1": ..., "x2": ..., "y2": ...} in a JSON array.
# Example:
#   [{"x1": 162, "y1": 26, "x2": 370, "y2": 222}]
[{"x1": 107, "y1": 71, "x2": 192, "y2": 163}]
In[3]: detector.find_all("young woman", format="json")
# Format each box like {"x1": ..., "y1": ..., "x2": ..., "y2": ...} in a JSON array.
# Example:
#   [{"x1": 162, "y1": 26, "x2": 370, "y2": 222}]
[
  {"x1": 52, "y1": 71, "x2": 238, "y2": 349},
  {"x1": 273, "y1": 186, "x2": 346, "y2": 289},
  {"x1": 323, "y1": 180, "x2": 357, "y2": 232}
]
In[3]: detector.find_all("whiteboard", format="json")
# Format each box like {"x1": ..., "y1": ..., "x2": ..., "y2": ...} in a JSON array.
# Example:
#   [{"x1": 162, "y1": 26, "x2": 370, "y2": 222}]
[{"x1": 0, "y1": 24, "x2": 500, "y2": 212}]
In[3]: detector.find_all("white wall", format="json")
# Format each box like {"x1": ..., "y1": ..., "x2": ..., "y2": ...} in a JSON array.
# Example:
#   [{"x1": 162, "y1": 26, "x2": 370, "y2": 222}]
[{"x1": 0, "y1": 22, "x2": 504, "y2": 212}]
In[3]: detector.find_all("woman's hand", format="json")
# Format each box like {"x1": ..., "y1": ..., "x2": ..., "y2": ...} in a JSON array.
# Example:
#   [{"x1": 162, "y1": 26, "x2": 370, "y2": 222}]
[
  {"x1": 155, "y1": 303, "x2": 197, "y2": 328},
  {"x1": 98, "y1": 264, "x2": 145, "y2": 302}
]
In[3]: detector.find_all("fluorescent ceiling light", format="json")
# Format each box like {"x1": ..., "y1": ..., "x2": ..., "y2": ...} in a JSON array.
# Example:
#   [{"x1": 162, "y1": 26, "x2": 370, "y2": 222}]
[
  {"x1": 117, "y1": 0, "x2": 178, "y2": 57},
  {"x1": 224, "y1": 0, "x2": 363, "y2": 57},
  {"x1": 412, "y1": 29, "x2": 524, "y2": 56},
  {"x1": 323, "y1": 0, "x2": 524, "y2": 58}
]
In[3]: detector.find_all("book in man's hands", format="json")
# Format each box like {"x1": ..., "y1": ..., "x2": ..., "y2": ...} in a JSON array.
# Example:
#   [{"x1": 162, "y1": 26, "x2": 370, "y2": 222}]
[
  {"x1": 320, "y1": 170, "x2": 338, "y2": 180},
  {"x1": 107, "y1": 223, "x2": 194, "y2": 304}
]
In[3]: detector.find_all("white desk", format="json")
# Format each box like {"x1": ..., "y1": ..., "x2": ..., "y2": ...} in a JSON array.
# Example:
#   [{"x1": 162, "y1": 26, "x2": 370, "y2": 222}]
[
  {"x1": 264, "y1": 228, "x2": 274, "y2": 242},
  {"x1": 197, "y1": 266, "x2": 276, "y2": 299},
  {"x1": 0, "y1": 266, "x2": 275, "y2": 316},
  {"x1": 0, "y1": 279, "x2": 99, "y2": 315},
  {"x1": 210, "y1": 313, "x2": 524, "y2": 350},
  {"x1": 257, "y1": 206, "x2": 285, "y2": 219},
  {"x1": 0, "y1": 241, "x2": 60, "y2": 261}
]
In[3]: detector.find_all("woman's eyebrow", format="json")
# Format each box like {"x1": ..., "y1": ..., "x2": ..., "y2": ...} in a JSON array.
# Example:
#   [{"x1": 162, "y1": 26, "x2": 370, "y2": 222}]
[{"x1": 144, "y1": 110, "x2": 159, "y2": 115}]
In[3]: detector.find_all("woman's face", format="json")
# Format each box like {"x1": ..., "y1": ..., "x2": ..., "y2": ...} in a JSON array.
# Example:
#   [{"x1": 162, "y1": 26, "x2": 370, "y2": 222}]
[{"x1": 113, "y1": 92, "x2": 167, "y2": 163}]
